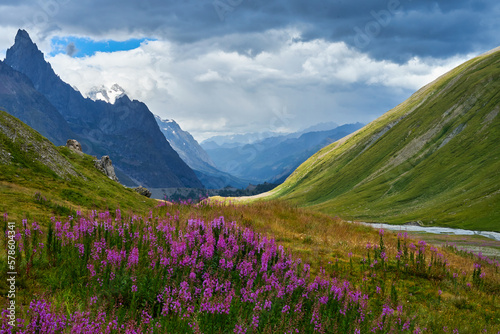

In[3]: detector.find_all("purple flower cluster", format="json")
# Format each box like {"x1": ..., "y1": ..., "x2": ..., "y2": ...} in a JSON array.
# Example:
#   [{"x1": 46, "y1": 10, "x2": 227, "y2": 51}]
[{"x1": 2, "y1": 210, "x2": 418, "y2": 333}]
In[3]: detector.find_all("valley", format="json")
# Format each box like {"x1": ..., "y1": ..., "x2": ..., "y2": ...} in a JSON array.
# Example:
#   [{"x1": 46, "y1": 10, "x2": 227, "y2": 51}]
[{"x1": 0, "y1": 28, "x2": 499, "y2": 333}]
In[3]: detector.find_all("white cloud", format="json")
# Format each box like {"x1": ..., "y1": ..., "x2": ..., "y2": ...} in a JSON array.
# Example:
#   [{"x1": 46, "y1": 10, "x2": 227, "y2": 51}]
[
  {"x1": 195, "y1": 70, "x2": 221, "y2": 83},
  {"x1": 47, "y1": 29, "x2": 473, "y2": 142},
  {"x1": 0, "y1": 26, "x2": 21, "y2": 59}
]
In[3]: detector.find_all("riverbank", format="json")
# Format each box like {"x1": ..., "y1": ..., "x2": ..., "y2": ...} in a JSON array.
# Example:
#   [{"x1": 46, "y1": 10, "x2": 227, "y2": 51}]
[{"x1": 358, "y1": 222, "x2": 500, "y2": 260}]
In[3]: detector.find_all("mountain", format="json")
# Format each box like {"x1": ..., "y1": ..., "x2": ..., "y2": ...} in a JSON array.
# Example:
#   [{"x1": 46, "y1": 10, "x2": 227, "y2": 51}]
[
  {"x1": 267, "y1": 47, "x2": 500, "y2": 231},
  {"x1": 203, "y1": 123, "x2": 364, "y2": 183},
  {"x1": 0, "y1": 109, "x2": 155, "y2": 221},
  {"x1": 299, "y1": 121, "x2": 339, "y2": 134},
  {"x1": 3, "y1": 29, "x2": 202, "y2": 188},
  {"x1": 87, "y1": 84, "x2": 126, "y2": 104},
  {"x1": 201, "y1": 131, "x2": 284, "y2": 149},
  {"x1": 0, "y1": 60, "x2": 75, "y2": 146},
  {"x1": 155, "y1": 115, "x2": 252, "y2": 189},
  {"x1": 155, "y1": 116, "x2": 216, "y2": 170},
  {"x1": 201, "y1": 122, "x2": 339, "y2": 150}
]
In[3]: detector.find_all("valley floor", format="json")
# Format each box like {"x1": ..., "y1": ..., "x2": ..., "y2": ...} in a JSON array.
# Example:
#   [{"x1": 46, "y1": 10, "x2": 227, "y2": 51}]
[{"x1": 1, "y1": 200, "x2": 499, "y2": 333}]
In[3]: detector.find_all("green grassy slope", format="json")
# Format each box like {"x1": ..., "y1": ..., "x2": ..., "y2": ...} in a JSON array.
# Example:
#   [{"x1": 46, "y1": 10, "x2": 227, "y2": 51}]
[
  {"x1": 269, "y1": 48, "x2": 500, "y2": 231},
  {"x1": 0, "y1": 110, "x2": 156, "y2": 222}
]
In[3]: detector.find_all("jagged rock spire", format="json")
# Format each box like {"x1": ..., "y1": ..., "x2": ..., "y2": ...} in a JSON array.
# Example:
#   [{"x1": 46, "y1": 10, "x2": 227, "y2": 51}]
[{"x1": 5, "y1": 29, "x2": 56, "y2": 93}]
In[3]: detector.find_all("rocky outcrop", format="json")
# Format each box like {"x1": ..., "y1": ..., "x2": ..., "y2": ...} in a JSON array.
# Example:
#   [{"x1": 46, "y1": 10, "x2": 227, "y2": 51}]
[
  {"x1": 134, "y1": 186, "x2": 152, "y2": 198},
  {"x1": 66, "y1": 139, "x2": 82, "y2": 154},
  {"x1": 94, "y1": 156, "x2": 119, "y2": 182},
  {"x1": 404, "y1": 221, "x2": 423, "y2": 227}
]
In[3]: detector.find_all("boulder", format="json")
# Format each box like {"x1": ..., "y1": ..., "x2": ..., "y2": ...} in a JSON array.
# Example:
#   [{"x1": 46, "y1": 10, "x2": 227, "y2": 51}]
[
  {"x1": 66, "y1": 139, "x2": 82, "y2": 154},
  {"x1": 94, "y1": 155, "x2": 119, "y2": 182},
  {"x1": 134, "y1": 186, "x2": 152, "y2": 198},
  {"x1": 404, "y1": 220, "x2": 423, "y2": 226}
]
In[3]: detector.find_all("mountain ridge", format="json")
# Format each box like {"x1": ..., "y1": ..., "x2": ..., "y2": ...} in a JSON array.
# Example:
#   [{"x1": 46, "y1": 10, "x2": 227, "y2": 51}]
[
  {"x1": 204, "y1": 123, "x2": 364, "y2": 183},
  {"x1": 3, "y1": 29, "x2": 202, "y2": 188},
  {"x1": 0, "y1": 60, "x2": 76, "y2": 146}
]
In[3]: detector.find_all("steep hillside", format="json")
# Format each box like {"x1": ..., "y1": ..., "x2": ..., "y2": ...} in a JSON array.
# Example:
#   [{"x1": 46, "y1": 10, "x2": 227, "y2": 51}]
[
  {"x1": 269, "y1": 48, "x2": 500, "y2": 231},
  {"x1": 3, "y1": 29, "x2": 202, "y2": 188},
  {"x1": 0, "y1": 110, "x2": 156, "y2": 221}
]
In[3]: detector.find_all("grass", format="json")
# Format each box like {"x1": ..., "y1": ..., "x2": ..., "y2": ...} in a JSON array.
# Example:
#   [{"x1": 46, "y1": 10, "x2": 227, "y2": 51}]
[
  {"x1": 0, "y1": 110, "x2": 157, "y2": 222},
  {"x1": 266, "y1": 49, "x2": 500, "y2": 232},
  {"x1": 1, "y1": 200, "x2": 499, "y2": 333}
]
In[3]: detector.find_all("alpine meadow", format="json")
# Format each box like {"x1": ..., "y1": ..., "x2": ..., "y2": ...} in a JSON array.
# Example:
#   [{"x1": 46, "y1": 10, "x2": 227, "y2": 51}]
[{"x1": 0, "y1": 3, "x2": 500, "y2": 333}]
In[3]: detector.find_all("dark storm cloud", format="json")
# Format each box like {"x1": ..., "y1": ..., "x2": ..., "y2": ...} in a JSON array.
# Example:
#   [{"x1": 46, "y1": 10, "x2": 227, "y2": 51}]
[
  {"x1": 5, "y1": 0, "x2": 500, "y2": 61},
  {"x1": 65, "y1": 42, "x2": 77, "y2": 56}
]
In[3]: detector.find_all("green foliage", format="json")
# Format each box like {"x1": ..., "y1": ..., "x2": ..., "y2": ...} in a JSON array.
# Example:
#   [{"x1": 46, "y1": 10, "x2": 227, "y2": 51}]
[{"x1": 0, "y1": 110, "x2": 156, "y2": 221}]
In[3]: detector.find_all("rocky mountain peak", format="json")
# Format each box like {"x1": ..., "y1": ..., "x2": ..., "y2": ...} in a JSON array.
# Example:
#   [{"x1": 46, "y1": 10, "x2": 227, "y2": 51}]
[
  {"x1": 14, "y1": 29, "x2": 32, "y2": 44},
  {"x1": 6, "y1": 30, "x2": 45, "y2": 66},
  {"x1": 5, "y1": 30, "x2": 57, "y2": 94}
]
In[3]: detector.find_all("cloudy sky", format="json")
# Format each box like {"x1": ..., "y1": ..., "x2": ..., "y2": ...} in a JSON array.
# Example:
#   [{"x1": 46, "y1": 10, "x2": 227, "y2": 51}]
[{"x1": 0, "y1": 0, "x2": 499, "y2": 141}]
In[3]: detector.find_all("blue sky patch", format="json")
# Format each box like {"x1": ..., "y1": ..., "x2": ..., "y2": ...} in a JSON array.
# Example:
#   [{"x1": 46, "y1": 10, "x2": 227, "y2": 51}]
[{"x1": 49, "y1": 36, "x2": 153, "y2": 57}]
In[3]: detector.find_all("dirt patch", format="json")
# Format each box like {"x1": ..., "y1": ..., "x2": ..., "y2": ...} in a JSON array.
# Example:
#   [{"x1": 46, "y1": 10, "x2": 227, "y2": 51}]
[{"x1": 479, "y1": 106, "x2": 499, "y2": 133}]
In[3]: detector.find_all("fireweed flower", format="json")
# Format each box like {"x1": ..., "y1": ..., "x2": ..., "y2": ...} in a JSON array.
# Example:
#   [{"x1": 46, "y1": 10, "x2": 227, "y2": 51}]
[
  {"x1": 87, "y1": 264, "x2": 96, "y2": 277},
  {"x1": 381, "y1": 305, "x2": 394, "y2": 316},
  {"x1": 2, "y1": 210, "x2": 432, "y2": 333},
  {"x1": 76, "y1": 243, "x2": 85, "y2": 256},
  {"x1": 127, "y1": 247, "x2": 139, "y2": 268}
]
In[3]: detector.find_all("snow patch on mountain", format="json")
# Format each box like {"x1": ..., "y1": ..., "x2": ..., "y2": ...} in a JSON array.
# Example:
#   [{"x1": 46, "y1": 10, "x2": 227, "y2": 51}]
[{"x1": 87, "y1": 83, "x2": 126, "y2": 104}]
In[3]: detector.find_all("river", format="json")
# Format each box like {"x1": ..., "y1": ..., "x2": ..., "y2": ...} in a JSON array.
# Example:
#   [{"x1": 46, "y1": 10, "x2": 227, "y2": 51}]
[{"x1": 358, "y1": 222, "x2": 500, "y2": 241}]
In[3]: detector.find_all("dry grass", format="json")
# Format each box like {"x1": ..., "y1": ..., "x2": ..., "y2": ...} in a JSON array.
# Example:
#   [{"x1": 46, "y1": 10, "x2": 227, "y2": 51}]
[
  {"x1": 167, "y1": 200, "x2": 500, "y2": 331},
  {"x1": 176, "y1": 200, "x2": 500, "y2": 285}
]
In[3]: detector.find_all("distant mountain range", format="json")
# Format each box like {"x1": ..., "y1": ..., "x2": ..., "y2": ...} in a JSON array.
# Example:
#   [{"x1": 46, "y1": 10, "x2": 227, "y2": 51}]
[
  {"x1": 202, "y1": 123, "x2": 364, "y2": 183},
  {"x1": 268, "y1": 47, "x2": 500, "y2": 231},
  {"x1": 201, "y1": 131, "x2": 287, "y2": 149},
  {"x1": 201, "y1": 121, "x2": 340, "y2": 150},
  {"x1": 1, "y1": 29, "x2": 202, "y2": 188},
  {"x1": 154, "y1": 116, "x2": 251, "y2": 189}
]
